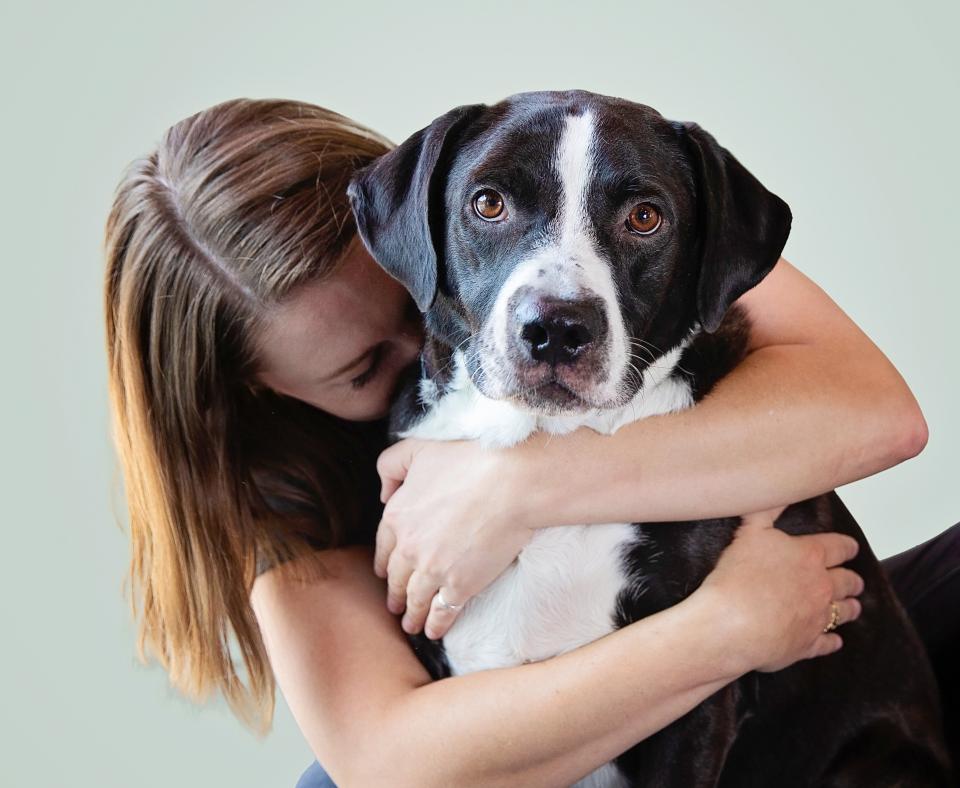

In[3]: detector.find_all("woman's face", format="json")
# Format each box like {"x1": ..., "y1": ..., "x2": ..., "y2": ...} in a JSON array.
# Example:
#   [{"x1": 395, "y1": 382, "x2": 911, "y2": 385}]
[{"x1": 255, "y1": 236, "x2": 424, "y2": 421}]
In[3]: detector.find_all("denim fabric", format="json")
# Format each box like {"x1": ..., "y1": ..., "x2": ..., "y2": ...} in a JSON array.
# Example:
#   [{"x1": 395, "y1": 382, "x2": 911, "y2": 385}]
[{"x1": 296, "y1": 760, "x2": 337, "y2": 788}]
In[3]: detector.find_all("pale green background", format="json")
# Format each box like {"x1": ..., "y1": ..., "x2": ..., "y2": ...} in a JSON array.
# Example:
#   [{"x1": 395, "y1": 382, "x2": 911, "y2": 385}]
[{"x1": 2, "y1": 1, "x2": 957, "y2": 786}]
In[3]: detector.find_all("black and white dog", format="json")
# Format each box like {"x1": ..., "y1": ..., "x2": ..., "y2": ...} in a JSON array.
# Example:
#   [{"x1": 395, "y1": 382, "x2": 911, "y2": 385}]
[{"x1": 348, "y1": 90, "x2": 952, "y2": 787}]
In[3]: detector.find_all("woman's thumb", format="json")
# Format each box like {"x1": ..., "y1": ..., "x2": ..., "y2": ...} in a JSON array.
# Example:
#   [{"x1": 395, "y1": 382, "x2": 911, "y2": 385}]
[{"x1": 738, "y1": 504, "x2": 789, "y2": 531}]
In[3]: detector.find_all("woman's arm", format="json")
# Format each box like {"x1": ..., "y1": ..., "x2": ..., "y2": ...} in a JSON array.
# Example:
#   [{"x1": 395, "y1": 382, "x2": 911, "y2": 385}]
[
  {"x1": 512, "y1": 257, "x2": 927, "y2": 527},
  {"x1": 380, "y1": 258, "x2": 926, "y2": 524},
  {"x1": 252, "y1": 518, "x2": 861, "y2": 787},
  {"x1": 372, "y1": 259, "x2": 922, "y2": 636}
]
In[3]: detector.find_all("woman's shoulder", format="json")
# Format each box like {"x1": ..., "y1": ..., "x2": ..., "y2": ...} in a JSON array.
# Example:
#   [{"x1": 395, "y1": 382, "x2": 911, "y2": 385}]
[
  {"x1": 254, "y1": 488, "x2": 381, "y2": 576},
  {"x1": 254, "y1": 522, "x2": 375, "y2": 576},
  {"x1": 251, "y1": 544, "x2": 383, "y2": 625}
]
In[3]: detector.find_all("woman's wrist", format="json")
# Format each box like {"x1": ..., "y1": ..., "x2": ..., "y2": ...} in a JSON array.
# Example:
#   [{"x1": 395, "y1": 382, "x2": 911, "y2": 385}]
[
  {"x1": 504, "y1": 426, "x2": 639, "y2": 531},
  {"x1": 504, "y1": 427, "x2": 587, "y2": 530},
  {"x1": 685, "y1": 582, "x2": 759, "y2": 679}
]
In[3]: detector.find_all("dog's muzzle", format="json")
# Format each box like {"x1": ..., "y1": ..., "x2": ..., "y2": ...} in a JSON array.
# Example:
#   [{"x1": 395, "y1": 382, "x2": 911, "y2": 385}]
[
  {"x1": 503, "y1": 287, "x2": 611, "y2": 409},
  {"x1": 514, "y1": 292, "x2": 606, "y2": 366}
]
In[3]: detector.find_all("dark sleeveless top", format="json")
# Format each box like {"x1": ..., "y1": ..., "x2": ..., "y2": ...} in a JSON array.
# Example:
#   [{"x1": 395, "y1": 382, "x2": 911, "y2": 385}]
[{"x1": 254, "y1": 417, "x2": 388, "y2": 576}]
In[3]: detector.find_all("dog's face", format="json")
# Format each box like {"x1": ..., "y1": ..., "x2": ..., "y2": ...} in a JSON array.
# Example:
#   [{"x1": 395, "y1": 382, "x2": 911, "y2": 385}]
[{"x1": 349, "y1": 90, "x2": 791, "y2": 414}]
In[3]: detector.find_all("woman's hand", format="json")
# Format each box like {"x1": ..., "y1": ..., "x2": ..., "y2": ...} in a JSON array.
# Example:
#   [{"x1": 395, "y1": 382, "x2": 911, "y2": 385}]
[
  {"x1": 375, "y1": 437, "x2": 534, "y2": 640},
  {"x1": 699, "y1": 505, "x2": 865, "y2": 674}
]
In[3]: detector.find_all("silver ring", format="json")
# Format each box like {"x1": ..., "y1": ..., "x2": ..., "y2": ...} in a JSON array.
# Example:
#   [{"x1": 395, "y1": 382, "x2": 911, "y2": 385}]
[{"x1": 435, "y1": 589, "x2": 463, "y2": 612}]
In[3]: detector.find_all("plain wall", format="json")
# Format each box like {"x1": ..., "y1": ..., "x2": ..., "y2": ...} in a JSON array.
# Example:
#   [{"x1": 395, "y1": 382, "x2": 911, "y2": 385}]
[{"x1": 2, "y1": 1, "x2": 957, "y2": 786}]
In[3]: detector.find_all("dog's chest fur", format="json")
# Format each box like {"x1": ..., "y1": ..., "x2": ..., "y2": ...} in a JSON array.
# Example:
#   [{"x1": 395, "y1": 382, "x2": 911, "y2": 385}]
[{"x1": 397, "y1": 335, "x2": 697, "y2": 676}]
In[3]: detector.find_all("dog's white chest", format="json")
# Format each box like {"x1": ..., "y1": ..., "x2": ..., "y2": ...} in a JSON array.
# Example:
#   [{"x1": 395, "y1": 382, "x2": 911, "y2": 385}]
[
  {"x1": 400, "y1": 348, "x2": 693, "y2": 677},
  {"x1": 443, "y1": 523, "x2": 636, "y2": 672}
]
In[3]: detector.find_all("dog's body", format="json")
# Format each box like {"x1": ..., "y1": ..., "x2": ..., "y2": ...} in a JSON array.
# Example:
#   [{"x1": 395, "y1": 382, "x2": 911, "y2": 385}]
[{"x1": 350, "y1": 90, "x2": 952, "y2": 786}]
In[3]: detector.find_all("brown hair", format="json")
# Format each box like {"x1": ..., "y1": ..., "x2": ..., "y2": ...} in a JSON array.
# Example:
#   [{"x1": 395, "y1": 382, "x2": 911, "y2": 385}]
[{"x1": 104, "y1": 98, "x2": 392, "y2": 731}]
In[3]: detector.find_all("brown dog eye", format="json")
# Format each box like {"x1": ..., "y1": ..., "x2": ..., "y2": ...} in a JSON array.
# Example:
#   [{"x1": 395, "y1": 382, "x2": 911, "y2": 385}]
[
  {"x1": 626, "y1": 203, "x2": 661, "y2": 235},
  {"x1": 473, "y1": 189, "x2": 506, "y2": 221}
]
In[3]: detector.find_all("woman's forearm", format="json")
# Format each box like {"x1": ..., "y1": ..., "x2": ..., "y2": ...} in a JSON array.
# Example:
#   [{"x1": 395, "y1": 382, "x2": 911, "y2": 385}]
[
  {"x1": 515, "y1": 340, "x2": 926, "y2": 527},
  {"x1": 255, "y1": 549, "x2": 748, "y2": 787},
  {"x1": 349, "y1": 590, "x2": 742, "y2": 787},
  {"x1": 258, "y1": 531, "x2": 856, "y2": 784},
  {"x1": 512, "y1": 260, "x2": 927, "y2": 527}
]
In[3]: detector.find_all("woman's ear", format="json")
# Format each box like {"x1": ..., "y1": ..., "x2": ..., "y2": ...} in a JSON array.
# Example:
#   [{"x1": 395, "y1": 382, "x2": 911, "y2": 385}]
[
  {"x1": 675, "y1": 121, "x2": 792, "y2": 333},
  {"x1": 348, "y1": 104, "x2": 485, "y2": 313}
]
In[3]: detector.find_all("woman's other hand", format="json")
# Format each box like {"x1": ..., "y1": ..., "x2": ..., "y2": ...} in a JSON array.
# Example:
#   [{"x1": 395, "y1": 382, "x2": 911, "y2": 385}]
[
  {"x1": 700, "y1": 505, "x2": 864, "y2": 674},
  {"x1": 375, "y1": 437, "x2": 534, "y2": 640}
]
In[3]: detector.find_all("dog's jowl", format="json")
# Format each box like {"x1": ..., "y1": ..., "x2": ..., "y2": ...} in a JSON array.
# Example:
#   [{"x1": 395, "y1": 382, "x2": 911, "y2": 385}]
[{"x1": 349, "y1": 90, "x2": 953, "y2": 787}]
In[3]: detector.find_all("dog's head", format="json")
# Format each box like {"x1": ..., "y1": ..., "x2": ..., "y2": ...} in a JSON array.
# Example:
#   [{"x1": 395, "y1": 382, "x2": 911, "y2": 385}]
[{"x1": 348, "y1": 90, "x2": 790, "y2": 414}]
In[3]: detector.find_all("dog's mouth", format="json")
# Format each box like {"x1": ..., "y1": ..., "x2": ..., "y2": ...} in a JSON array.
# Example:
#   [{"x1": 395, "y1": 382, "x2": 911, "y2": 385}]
[
  {"x1": 526, "y1": 376, "x2": 585, "y2": 408},
  {"x1": 492, "y1": 363, "x2": 603, "y2": 414},
  {"x1": 468, "y1": 335, "x2": 624, "y2": 414}
]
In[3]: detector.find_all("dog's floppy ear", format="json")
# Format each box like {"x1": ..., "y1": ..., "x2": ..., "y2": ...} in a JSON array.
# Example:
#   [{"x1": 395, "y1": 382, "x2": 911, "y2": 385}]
[
  {"x1": 675, "y1": 122, "x2": 792, "y2": 333},
  {"x1": 347, "y1": 104, "x2": 485, "y2": 313}
]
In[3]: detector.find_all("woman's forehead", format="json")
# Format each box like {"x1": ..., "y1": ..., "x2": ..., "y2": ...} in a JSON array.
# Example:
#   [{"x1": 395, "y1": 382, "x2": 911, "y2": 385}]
[{"x1": 257, "y1": 241, "x2": 400, "y2": 381}]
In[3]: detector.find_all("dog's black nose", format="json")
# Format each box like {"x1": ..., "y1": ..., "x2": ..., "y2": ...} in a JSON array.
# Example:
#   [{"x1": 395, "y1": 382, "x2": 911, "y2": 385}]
[{"x1": 518, "y1": 297, "x2": 605, "y2": 366}]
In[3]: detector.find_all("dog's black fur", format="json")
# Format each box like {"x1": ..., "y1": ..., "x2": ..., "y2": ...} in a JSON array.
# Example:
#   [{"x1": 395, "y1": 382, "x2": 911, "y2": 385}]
[{"x1": 349, "y1": 90, "x2": 953, "y2": 787}]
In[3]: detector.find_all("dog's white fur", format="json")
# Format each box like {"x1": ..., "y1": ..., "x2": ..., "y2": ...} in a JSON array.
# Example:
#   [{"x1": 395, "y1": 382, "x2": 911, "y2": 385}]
[
  {"x1": 401, "y1": 347, "x2": 692, "y2": 788},
  {"x1": 481, "y1": 111, "x2": 631, "y2": 406},
  {"x1": 400, "y1": 112, "x2": 701, "y2": 788}
]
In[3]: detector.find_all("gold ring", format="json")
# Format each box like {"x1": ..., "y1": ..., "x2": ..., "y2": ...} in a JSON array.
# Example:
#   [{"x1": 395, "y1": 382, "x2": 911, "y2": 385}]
[{"x1": 823, "y1": 601, "x2": 841, "y2": 633}]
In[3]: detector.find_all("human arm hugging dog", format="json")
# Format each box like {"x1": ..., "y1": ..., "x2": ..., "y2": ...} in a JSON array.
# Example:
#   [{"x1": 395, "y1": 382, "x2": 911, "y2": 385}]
[
  {"x1": 254, "y1": 512, "x2": 861, "y2": 786},
  {"x1": 376, "y1": 256, "x2": 923, "y2": 638}
]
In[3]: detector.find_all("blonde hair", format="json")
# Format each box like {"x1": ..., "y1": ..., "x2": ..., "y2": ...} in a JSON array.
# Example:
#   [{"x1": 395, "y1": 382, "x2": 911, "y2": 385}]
[{"x1": 104, "y1": 98, "x2": 391, "y2": 730}]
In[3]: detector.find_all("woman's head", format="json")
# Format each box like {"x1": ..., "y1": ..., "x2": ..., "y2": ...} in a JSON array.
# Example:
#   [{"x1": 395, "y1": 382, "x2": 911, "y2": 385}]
[
  {"x1": 105, "y1": 98, "x2": 403, "y2": 728},
  {"x1": 255, "y1": 233, "x2": 423, "y2": 420}
]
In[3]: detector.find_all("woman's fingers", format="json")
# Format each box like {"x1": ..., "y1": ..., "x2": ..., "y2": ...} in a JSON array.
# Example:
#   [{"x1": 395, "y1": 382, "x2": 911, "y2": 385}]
[
  {"x1": 425, "y1": 591, "x2": 464, "y2": 641},
  {"x1": 402, "y1": 570, "x2": 440, "y2": 634},
  {"x1": 807, "y1": 633, "x2": 844, "y2": 659},
  {"x1": 400, "y1": 569, "x2": 470, "y2": 639},
  {"x1": 738, "y1": 505, "x2": 788, "y2": 530},
  {"x1": 800, "y1": 531, "x2": 860, "y2": 568},
  {"x1": 376, "y1": 439, "x2": 418, "y2": 503},
  {"x1": 830, "y1": 597, "x2": 862, "y2": 628},
  {"x1": 829, "y1": 567, "x2": 864, "y2": 600},
  {"x1": 374, "y1": 523, "x2": 397, "y2": 579},
  {"x1": 806, "y1": 597, "x2": 861, "y2": 660},
  {"x1": 385, "y1": 550, "x2": 415, "y2": 615}
]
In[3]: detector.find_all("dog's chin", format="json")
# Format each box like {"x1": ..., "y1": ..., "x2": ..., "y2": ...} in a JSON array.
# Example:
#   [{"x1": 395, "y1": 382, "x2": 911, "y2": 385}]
[
  {"x1": 516, "y1": 379, "x2": 590, "y2": 414},
  {"x1": 472, "y1": 355, "x2": 637, "y2": 415},
  {"x1": 491, "y1": 373, "x2": 626, "y2": 416}
]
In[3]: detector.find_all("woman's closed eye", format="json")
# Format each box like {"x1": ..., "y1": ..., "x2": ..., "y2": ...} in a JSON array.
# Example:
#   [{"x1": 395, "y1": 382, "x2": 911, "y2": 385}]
[{"x1": 350, "y1": 343, "x2": 385, "y2": 389}]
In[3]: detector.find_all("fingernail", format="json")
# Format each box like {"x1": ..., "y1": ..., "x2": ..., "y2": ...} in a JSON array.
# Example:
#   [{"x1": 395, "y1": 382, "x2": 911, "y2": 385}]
[
  {"x1": 401, "y1": 616, "x2": 412, "y2": 632},
  {"x1": 388, "y1": 599, "x2": 401, "y2": 615},
  {"x1": 425, "y1": 627, "x2": 437, "y2": 640}
]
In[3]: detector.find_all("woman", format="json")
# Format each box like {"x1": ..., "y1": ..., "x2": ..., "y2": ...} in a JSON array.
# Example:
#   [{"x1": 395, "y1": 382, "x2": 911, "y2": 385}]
[{"x1": 104, "y1": 98, "x2": 953, "y2": 786}]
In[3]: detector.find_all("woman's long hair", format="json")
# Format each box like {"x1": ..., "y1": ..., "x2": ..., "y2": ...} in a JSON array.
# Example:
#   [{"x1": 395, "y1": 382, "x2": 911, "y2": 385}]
[{"x1": 104, "y1": 99, "x2": 392, "y2": 731}]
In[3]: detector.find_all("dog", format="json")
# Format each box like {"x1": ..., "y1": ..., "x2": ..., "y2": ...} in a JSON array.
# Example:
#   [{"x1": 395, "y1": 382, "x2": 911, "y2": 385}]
[{"x1": 348, "y1": 89, "x2": 953, "y2": 787}]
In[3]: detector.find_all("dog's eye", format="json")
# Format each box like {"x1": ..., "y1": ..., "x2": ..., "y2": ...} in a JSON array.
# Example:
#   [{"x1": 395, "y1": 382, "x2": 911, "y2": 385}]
[
  {"x1": 473, "y1": 189, "x2": 506, "y2": 221},
  {"x1": 626, "y1": 203, "x2": 661, "y2": 235}
]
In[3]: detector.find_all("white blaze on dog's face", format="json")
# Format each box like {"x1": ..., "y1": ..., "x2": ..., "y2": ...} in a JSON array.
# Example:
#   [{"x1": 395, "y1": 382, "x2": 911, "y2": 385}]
[
  {"x1": 348, "y1": 89, "x2": 792, "y2": 417},
  {"x1": 441, "y1": 95, "x2": 702, "y2": 415},
  {"x1": 480, "y1": 111, "x2": 631, "y2": 409}
]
